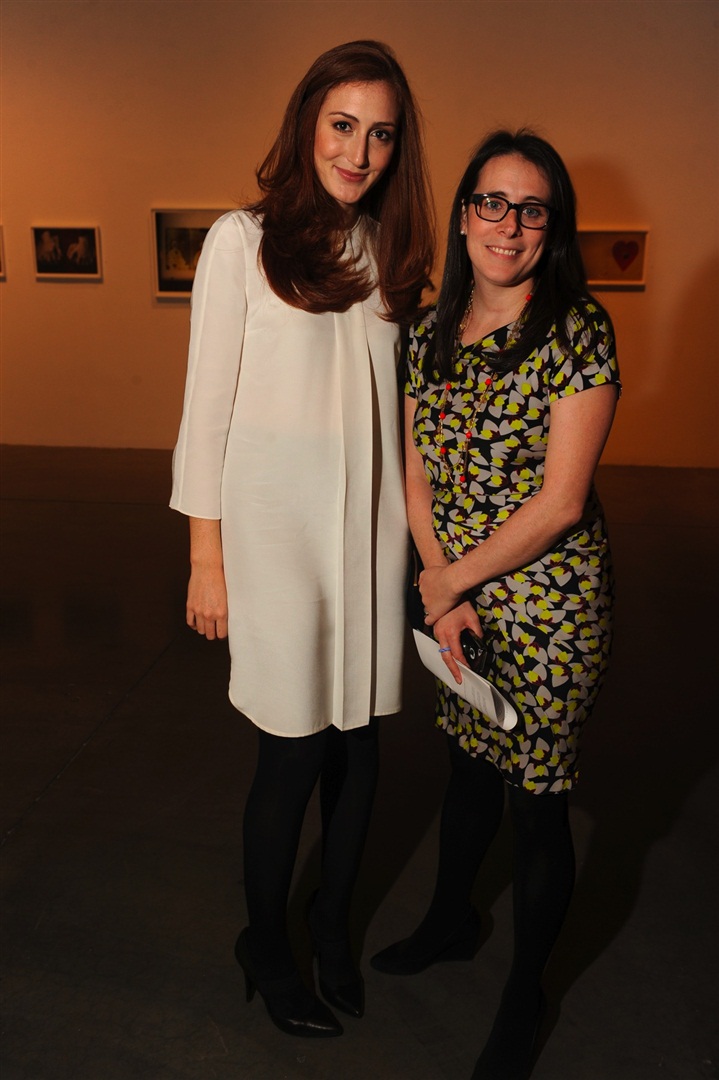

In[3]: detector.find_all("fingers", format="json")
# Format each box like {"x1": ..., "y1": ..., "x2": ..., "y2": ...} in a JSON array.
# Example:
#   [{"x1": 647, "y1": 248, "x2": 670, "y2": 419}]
[
  {"x1": 186, "y1": 607, "x2": 228, "y2": 641},
  {"x1": 423, "y1": 605, "x2": 449, "y2": 627},
  {"x1": 418, "y1": 566, "x2": 455, "y2": 625},
  {"x1": 186, "y1": 562, "x2": 228, "y2": 641},
  {"x1": 435, "y1": 630, "x2": 465, "y2": 684},
  {"x1": 187, "y1": 608, "x2": 211, "y2": 638},
  {"x1": 457, "y1": 599, "x2": 483, "y2": 637},
  {"x1": 434, "y1": 601, "x2": 487, "y2": 683},
  {"x1": 440, "y1": 645, "x2": 463, "y2": 684},
  {"x1": 424, "y1": 603, "x2": 451, "y2": 627}
]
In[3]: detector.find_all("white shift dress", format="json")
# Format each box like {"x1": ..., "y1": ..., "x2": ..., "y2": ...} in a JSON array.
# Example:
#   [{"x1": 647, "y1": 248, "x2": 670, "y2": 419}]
[{"x1": 170, "y1": 211, "x2": 408, "y2": 737}]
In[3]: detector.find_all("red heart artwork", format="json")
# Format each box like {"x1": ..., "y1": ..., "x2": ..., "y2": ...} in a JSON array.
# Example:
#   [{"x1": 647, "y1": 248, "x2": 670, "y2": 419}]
[{"x1": 612, "y1": 240, "x2": 639, "y2": 271}]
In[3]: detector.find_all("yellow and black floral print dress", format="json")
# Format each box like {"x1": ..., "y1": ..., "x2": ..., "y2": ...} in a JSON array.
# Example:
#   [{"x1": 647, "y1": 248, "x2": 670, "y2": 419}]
[{"x1": 406, "y1": 304, "x2": 621, "y2": 794}]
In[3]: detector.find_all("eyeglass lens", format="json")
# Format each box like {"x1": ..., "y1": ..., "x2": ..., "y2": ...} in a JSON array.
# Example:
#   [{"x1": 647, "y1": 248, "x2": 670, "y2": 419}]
[{"x1": 472, "y1": 195, "x2": 549, "y2": 229}]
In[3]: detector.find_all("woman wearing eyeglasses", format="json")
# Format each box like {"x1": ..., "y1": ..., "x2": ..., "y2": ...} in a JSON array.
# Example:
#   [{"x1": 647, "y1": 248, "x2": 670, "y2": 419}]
[
  {"x1": 171, "y1": 41, "x2": 433, "y2": 1039},
  {"x1": 371, "y1": 130, "x2": 620, "y2": 1079}
]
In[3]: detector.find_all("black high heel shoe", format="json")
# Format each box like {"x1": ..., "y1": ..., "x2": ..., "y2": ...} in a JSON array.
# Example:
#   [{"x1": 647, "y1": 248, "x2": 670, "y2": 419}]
[
  {"x1": 307, "y1": 893, "x2": 365, "y2": 1019},
  {"x1": 370, "y1": 907, "x2": 482, "y2": 976},
  {"x1": 234, "y1": 929, "x2": 343, "y2": 1038}
]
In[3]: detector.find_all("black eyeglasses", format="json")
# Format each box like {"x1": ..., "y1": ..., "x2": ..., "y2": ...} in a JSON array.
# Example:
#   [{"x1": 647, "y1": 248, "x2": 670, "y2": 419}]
[{"x1": 468, "y1": 194, "x2": 552, "y2": 230}]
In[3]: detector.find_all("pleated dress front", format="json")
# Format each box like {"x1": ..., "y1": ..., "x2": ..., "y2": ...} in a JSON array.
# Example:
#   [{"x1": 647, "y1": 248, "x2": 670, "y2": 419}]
[{"x1": 171, "y1": 211, "x2": 408, "y2": 737}]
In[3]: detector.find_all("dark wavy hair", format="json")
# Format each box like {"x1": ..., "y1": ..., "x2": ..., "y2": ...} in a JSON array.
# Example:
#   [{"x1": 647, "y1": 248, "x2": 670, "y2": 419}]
[
  {"x1": 248, "y1": 40, "x2": 434, "y2": 323},
  {"x1": 432, "y1": 129, "x2": 611, "y2": 379}
]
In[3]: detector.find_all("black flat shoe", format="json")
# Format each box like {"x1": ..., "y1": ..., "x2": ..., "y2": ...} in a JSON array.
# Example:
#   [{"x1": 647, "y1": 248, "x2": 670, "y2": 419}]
[
  {"x1": 308, "y1": 893, "x2": 365, "y2": 1019},
  {"x1": 370, "y1": 907, "x2": 482, "y2": 976},
  {"x1": 234, "y1": 929, "x2": 343, "y2": 1038}
]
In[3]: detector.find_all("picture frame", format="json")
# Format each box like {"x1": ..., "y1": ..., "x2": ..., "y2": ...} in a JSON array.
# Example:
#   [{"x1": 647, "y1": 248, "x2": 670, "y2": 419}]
[
  {"x1": 152, "y1": 208, "x2": 227, "y2": 298},
  {"x1": 578, "y1": 229, "x2": 647, "y2": 288},
  {"x1": 32, "y1": 226, "x2": 102, "y2": 280},
  {"x1": 0, "y1": 225, "x2": 5, "y2": 281}
]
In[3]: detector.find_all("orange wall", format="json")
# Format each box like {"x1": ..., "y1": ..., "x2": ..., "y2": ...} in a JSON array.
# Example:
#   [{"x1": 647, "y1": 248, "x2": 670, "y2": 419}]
[{"x1": 1, "y1": 0, "x2": 717, "y2": 465}]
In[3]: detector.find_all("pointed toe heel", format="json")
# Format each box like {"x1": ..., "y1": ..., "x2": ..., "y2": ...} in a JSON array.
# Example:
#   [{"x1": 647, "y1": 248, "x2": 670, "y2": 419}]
[
  {"x1": 234, "y1": 929, "x2": 343, "y2": 1038},
  {"x1": 318, "y1": 971, "x2": 364, "y2": 1019}
]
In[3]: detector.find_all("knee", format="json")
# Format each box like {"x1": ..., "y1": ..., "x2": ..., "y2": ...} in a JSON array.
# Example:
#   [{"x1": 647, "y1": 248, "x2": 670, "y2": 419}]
[{"x1": 508, "y1": 787, "x2": 570, "y2": 841}]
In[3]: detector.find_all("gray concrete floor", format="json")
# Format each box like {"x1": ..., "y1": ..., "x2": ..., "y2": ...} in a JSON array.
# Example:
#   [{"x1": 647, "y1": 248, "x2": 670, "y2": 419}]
[{"x1": 1, "y1": 447, "x2": 717, "y2": 1080}]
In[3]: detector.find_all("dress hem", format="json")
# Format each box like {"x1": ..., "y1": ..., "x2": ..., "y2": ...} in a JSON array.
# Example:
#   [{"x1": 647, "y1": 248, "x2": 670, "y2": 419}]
[{"x1": 227, "y1": 691, "x2": 401, "y2": 736}]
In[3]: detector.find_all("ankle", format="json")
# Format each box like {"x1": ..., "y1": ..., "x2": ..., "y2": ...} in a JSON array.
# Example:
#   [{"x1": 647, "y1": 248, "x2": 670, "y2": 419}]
[
  {"x1": 421, "y1": 898, "x2": 473, "y2": 932},
  {"x1": 473, "y1": 983, "x2": 545, "y2": 1079},
  {"x1": 499, "y1": 973, "x2": 544, "y2": 1017},
  {"x1": 405, "y1": 901, "x2": 477, "y2": 947},
  {"x1": 308, "y1": 890, "x2": 350, "y2": 944},
  {"x1": 246, "y1": 926, "x2": 296, "y2": 982}
]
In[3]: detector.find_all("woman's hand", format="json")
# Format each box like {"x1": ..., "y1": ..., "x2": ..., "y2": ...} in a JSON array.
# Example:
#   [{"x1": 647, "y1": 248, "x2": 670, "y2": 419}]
[
  {"x1": 186, "y1": 563, "x2": 228, "y2": 640},
  {"x1": 187, "y1": 517, "x2": 228, "y2": 640},
  {"x1": 432, "y1": 601, "x2": 483, "y2": 684},
  {"x1": 419, "y1": 564, "x2": 464, "y2": 626}
]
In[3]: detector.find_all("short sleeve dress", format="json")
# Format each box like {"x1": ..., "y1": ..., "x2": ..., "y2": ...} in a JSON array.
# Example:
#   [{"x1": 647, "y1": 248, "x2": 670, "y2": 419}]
[{"x1": 406, "y1": 304, "x2": 621, "y2": 793}]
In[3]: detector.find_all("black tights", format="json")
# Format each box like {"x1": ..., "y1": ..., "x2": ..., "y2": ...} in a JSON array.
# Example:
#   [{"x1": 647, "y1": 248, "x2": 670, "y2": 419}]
[
  {"x1": 426, "y1": 737, "x2": 575, "y2": 996},
  {"x1": 243, "y1": 720, "x2": 379, "y2": 978}
]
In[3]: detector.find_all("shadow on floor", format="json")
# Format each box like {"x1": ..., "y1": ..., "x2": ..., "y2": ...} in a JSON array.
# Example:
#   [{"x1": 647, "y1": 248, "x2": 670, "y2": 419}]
[{"x1": 1, "y1": 449, "x2": 718, "y2": 1080}]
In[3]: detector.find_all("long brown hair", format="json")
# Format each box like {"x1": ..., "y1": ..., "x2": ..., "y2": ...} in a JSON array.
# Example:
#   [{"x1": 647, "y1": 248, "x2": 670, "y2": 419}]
[{"x1": 248, "y1": 40, "x2": 434, "y2": 323}]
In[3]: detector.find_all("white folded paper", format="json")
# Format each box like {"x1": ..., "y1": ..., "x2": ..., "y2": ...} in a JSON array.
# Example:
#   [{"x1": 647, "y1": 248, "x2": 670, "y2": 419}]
[{"x1": 413, "y1": 629, "x2": 518, "y2": 731}]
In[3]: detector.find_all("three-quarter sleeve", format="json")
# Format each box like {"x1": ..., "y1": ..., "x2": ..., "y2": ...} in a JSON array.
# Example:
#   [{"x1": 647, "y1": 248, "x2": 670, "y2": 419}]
[{"x1": 170, "y1": 212, "x2": 248, "y2": 519}]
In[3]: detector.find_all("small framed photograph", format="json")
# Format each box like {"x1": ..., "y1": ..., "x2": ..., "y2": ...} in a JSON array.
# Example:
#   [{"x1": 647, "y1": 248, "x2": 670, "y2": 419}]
[
  {"x1": 32, "y1": 226, "x2": 102, "y2": 280},
  {"x1": 0, "y1": 225, "x2": 5, "y2": 281},
  {"x1": 152, "y1": 209, "x2": 226, "y2": 298},
  {"x1": 578, "y1": 229, "x2": 647, "y2": 288}
]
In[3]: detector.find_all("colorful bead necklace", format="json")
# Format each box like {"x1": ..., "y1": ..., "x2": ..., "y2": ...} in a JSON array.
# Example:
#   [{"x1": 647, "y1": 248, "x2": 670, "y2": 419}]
[
  {"x1": 436, "y1": 374, "x2": 493, "y2": 488},
  {"x1": 435, "y1": 289, "x2": 531, "y2": 489}
]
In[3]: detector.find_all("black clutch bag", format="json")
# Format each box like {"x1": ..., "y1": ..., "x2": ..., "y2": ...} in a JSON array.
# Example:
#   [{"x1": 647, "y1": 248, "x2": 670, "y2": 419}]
[
  {"x1": 458, "y1": 628, "x2": 494, "y2": 679},
  {"x1": 406, "y1": 545, "x2": 426, "y2": 632}
]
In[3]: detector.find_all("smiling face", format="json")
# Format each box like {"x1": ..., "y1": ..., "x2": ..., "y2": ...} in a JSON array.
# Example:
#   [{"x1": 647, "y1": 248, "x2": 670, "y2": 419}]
[
  {"x1": 462, "y1": 153, "x2": 552, "y2": 295},
  {"x1": 313, "y1": 80, "x2": 399, "y2": 217}
]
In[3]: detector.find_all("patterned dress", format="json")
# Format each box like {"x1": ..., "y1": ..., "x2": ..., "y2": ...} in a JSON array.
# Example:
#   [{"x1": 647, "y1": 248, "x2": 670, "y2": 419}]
[{"x1": 406, "y1": 304, "x2": 621, "y2": 793}]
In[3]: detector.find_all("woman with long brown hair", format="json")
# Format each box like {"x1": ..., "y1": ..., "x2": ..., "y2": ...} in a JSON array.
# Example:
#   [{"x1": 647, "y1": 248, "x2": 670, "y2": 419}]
[{"x1": 171, "y1": 40, "x2": 433, "y2": 1038}]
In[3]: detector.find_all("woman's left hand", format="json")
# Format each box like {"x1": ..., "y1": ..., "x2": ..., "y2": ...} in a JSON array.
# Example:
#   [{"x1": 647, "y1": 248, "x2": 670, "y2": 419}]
[
  {"x1": 433, "y1": 601, "x2": 483, "y2": 684},
  {"x1": 419, "y1": 564, "x2": 463, "y2": 625}
]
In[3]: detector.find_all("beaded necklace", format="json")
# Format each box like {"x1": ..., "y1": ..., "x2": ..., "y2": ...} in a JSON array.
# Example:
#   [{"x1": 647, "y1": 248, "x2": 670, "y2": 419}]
[{"x1": 435, "y1": 289, "x2": 531, "y2": 489}]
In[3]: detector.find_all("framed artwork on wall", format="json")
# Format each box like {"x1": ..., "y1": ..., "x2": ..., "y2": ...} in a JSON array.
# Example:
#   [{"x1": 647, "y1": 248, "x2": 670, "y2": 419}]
[
  {"x1": 32, "y1": 226, "x2": 102, "y2": 280},
  {"x1": 152, "y1": 209, "x2": 227, "y2": 298},
  {"x1": 578, "y1": 230, "x2": 647, "y2": 288}
]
